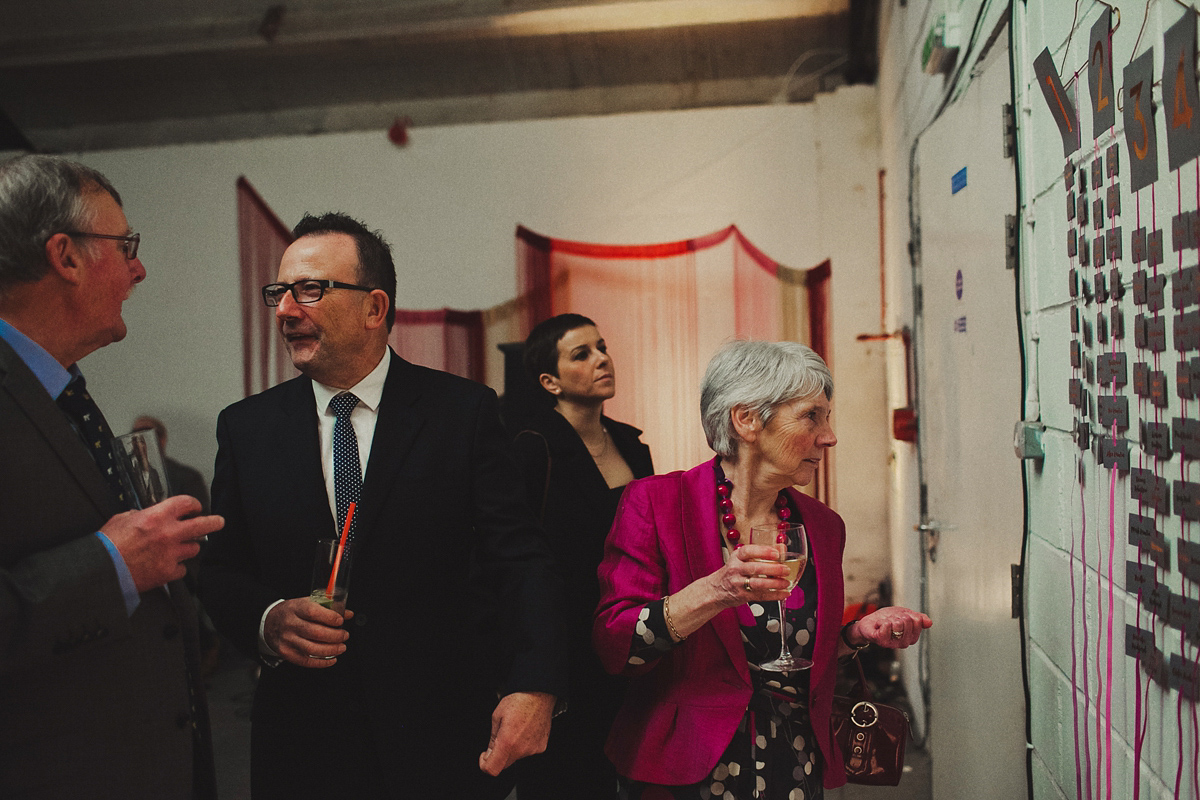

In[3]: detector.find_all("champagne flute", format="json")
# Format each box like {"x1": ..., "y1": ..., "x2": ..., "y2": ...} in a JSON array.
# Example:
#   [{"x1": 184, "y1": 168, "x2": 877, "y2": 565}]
[
  {"x1": 750, "y1": 522, "x2": 810, "y2": 671},
  {"x1": 112, "y1": 429, "x2": 171, "y2": 509}
]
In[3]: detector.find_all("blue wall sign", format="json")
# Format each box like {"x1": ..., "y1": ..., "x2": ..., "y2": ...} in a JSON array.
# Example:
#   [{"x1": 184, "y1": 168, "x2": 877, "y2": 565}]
[{"x1": 952, "y1": 167, "x2": 968, "y2": 194}]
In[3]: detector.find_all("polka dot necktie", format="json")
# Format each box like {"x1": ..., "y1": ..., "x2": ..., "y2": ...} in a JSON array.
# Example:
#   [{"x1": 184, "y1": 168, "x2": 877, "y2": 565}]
[
  {"x1": 56, "y1": 375, "x2": 129, "y2": 509},
  {"x1": 329, "y1": 392, "x2": 363, "y2": 545}
]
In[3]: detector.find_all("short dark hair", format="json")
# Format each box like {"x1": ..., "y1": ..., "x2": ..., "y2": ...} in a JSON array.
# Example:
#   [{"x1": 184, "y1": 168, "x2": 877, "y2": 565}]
[
  {"x1": 522, "y1": 313, "x2": 597, "y2": 393},
  {"x1": 293, "y1": 212, "x2": 397, "y2": 330},
  {"x1": 0, "y1": 155, "x2": 122, "y2": 295}
]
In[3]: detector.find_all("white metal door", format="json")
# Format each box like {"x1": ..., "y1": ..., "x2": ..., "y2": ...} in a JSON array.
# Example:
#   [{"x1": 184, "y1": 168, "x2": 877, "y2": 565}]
[{"x1": 914, "y1": 33, "x2": 1028, "y2": 799}]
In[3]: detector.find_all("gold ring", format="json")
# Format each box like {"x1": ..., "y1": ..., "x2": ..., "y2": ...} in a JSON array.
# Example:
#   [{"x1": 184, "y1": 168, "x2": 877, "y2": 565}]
[
  {"x1": 744, "y1": 578, "x2": 752, "y2": 592},
  {"x1": 891, "y1": 629, "x2": 903, "y2": 639}
]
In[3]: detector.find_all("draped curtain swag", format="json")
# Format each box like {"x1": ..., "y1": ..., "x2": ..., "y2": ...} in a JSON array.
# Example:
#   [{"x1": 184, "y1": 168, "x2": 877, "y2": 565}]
[
  {"x1": 515, "y1": 224, "x2": 829, "y2": 484},
  {"x1": 236, "y1": 180, "x2": 828, "y2": 494},
  {"x1": 237, "y1": 177, "x2": 296, "y2": 396}
]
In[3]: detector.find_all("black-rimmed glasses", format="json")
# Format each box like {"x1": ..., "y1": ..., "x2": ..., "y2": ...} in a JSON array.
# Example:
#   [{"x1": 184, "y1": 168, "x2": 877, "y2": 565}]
[
  {"x1": 65, "y1": 231, "x2": 140, "y2": 260},
  {"x1": 261, "y1": 279, "x2": 374, "y2": 307}
]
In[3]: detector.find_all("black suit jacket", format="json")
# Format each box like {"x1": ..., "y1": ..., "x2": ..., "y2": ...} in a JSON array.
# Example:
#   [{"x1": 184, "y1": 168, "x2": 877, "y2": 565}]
[
  {"x1": 200, "y1": 351, "x2": 566, "y2": 798},
  {"x1": 0, "y1": 337, "x2": 214, "y2": 799}
]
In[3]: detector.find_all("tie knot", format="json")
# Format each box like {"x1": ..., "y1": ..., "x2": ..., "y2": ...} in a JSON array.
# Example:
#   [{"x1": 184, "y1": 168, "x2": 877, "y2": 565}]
[
  {"x1": 61, "y1": 374, "x2": 87, "y2": 398},
  {"x1": 329, "y1": 392, "x2": 360, "y2": 418}
]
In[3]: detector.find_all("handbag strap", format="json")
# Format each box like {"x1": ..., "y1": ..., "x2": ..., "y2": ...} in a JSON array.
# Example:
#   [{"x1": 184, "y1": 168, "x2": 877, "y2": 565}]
[{"x1": 849, "y1": 651, "x2": 875, "y2": 702}]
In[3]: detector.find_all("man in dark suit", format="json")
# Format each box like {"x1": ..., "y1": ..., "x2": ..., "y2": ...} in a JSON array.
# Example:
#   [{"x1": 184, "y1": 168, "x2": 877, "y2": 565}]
[
  {"x1": 0, "y1": 154, "x2": 224, "y2": 798},
  {"x1": 200, "y1": 212, "x2": 566, "y2": 798}
]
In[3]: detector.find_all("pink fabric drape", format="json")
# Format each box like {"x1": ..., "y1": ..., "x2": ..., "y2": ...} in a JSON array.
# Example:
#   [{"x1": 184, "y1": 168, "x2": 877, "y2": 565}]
[
  {"x1": 234, "y1": 179, "x2": 826, "y2": 482},
  {"x1": 237, "y1": 179, "x2": 491, "y2": 389},
  {"x1": 237, "y1": 177, "x2": 295, "y2": 396},
  {"x1": 389, "y1": 309, "x2": 485, "y2": 383},
  {"x1": 515, "y1": 225, "x2": 827, "y2": 476}
]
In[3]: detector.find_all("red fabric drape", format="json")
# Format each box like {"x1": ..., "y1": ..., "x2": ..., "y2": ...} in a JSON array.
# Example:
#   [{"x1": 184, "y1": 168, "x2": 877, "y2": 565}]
[
  {"x1": 806, "y1": 259, "x2": 831, "y2": 364},
  {"x1": 237, "y1": 177, "x2": 295, "y2": 396},
  {"x1": 515, "y1": 224, "x2": 827, "y2": 475},
  {"x1": 390, "y1": 309, "x2": 485, "y2": 383},
  {"x1": 237, "y1": 179, "x2": 489, "y2": 387}
]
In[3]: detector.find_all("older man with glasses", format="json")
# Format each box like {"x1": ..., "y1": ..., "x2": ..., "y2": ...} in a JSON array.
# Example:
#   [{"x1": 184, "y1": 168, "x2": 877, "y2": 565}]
[{"x1": 0, "y1": 154, "x2": 223, "y2": 799}]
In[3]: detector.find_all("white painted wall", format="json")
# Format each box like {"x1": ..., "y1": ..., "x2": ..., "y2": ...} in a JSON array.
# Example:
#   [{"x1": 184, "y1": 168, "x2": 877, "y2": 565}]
[
  {"x1": 54, "y1": 92, "x2": 888, "y2": 598},
  {"x1": 881, "y1": 0, "x2": 1200, "y2": 797}
]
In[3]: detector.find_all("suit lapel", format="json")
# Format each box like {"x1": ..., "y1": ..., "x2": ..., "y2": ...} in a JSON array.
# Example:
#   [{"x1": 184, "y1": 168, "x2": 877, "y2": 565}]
[
  {"x1": 544, "y1": 410, "x2": 612, "y2": 518},
  {"x1": 356, "y1": 354, "x2": 424, "y2": 538},
  {"x1": 680, "y1": 459, "x2": 751, "y2": 686},
  {"x1": 275, "y1": 377, "x2": 334, "y2": 535},
  {"x1": 0, "y1": 339, "x2": 118, "y2": 518},
  {"x1": 792, "y1": 490, "x2": 842, "y2": 697}
]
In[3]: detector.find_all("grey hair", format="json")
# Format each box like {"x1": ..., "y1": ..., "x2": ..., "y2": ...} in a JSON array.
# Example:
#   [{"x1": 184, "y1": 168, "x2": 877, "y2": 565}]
[
  {"x1": 700, "y1": 339, "x2": 833, "y2": 459},
  {"x1": 0, "y1": 155, "x2": 122, "y2": 295}
]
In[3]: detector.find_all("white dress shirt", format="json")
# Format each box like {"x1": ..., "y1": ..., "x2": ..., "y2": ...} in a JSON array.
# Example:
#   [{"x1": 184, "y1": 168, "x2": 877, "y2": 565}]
[{"x1": 258, "y1": 348, "x2": 391, "y2": 658}]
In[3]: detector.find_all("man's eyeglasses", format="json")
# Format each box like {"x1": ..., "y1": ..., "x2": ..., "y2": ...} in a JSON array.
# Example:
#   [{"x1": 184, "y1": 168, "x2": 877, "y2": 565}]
[
  {"x1": 261, "y1": 279, "x2": 374, "y2": 307},
  {"x1": 65, "y1": 231, "x2": 140, "y2": 260}
]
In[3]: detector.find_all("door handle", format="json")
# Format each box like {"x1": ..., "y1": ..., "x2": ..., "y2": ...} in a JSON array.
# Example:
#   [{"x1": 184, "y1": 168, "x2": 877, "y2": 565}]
[{"x1": 915, "y1": 519, "x2": 955, "y2": 562}]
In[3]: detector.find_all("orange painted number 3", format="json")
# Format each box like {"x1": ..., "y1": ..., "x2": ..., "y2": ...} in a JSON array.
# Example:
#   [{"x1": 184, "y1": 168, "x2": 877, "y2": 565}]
[
  {"x1": 1131, "y1": 81, "x2": 1151, "y2": 160},
  {"x1": 1175, "y1": 50, "x2": 1195, "y2": 130}
]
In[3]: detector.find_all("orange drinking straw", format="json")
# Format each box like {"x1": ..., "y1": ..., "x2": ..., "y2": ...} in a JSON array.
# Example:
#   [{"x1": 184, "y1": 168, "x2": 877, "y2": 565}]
[{"x1": 325, "y1": 502, "x2": 355, "y2": 597}]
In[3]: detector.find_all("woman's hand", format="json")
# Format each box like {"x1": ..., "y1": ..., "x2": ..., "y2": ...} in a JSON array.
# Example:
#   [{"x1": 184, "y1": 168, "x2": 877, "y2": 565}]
[
  {"x1": 846, "y1": 606, "x2": 932, "y2": 650},
  {"x1": 657, "y1": 544, "x2": 793, "y2": 642},
  {"x1": 710, "y1": 544, "x2": 792, "y2": 609}
]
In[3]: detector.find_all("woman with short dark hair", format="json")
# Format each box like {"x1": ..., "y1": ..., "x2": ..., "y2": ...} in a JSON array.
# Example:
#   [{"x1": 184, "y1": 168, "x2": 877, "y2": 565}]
[{"x1": 510, "y1": 314, "x2": 654, "y2": 799}]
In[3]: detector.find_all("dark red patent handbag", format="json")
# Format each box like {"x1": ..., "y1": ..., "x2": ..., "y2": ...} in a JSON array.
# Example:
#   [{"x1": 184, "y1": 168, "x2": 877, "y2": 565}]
[{"x1": 830, "y1": 656, "x2": 910, "y2": 785}]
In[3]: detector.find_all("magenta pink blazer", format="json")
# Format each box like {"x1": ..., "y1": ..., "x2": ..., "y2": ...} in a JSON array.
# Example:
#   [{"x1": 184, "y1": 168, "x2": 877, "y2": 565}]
[{"x1": 593, "y1": 458, "x2": 849, "y2": 789}]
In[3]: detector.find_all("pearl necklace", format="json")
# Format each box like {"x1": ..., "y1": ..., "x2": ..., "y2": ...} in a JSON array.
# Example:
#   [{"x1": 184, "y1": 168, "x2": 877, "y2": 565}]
[{"x1": 714, "y1": 461, "x2": 792, "y2": 549}]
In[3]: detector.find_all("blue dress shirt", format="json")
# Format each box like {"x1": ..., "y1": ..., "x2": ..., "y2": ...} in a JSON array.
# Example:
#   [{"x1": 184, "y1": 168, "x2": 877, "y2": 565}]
[{"x1": 0, "y1": 318, "x2": 140, "y2": 614}]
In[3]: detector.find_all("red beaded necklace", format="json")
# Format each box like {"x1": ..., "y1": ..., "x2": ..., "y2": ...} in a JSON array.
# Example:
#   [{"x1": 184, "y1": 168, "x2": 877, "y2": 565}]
[{"x1": 714, "y1": 461, "x2": 792, "y2": 549}]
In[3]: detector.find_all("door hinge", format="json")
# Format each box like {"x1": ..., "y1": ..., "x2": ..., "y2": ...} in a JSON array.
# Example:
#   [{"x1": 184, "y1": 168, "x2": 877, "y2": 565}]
[
  {"x1": 1002, "y1": 103, "x2": 1016, "y2": 159},
  {"x1": 1005, "y1": 214, "x2": 1018, "y2": 270},
  {"x1": 1011, "y1": 563, "x2": 1023, "y2": 618}
]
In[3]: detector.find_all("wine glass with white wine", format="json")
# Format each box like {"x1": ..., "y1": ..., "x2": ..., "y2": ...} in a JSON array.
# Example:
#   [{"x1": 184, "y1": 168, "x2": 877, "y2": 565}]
[{"x1": 750, "y1": 522, "x2": 810, "y2": 671}]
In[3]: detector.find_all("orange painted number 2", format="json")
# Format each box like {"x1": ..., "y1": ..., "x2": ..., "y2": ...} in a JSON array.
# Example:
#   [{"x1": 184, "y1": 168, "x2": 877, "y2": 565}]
[{"x1": 1092, "y1": 42, "x2": 1110, "y2": 111}]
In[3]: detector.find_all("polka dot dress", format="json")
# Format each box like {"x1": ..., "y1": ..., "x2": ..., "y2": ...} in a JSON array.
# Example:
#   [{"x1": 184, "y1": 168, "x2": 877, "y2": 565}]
[{"x1": 620, "y1": 522, "x2": 823, "y2": 800}]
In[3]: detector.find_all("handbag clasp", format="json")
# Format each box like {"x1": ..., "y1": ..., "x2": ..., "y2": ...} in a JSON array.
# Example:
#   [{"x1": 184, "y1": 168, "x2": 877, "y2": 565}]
[{"x1": 850, "y1": 701, "x2": 879, "y2": 728}]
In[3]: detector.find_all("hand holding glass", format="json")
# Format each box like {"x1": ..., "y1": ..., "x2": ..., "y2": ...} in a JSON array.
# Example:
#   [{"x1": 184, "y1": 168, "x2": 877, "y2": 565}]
[
  {"x1": 311, "y1": 538, "x2": 351, "y2": 618},
  {"x1": 750, "y1": 523, "x2": 810, "y2": 672}
]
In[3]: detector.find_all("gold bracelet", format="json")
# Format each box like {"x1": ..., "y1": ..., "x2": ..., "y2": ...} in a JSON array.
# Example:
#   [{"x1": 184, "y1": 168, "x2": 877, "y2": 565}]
[{"x1": 663, "y1": 595, "x2": 686, "y2": 642}]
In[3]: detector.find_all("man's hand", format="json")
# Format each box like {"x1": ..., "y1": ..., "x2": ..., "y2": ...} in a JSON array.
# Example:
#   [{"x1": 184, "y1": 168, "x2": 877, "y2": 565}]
[
  {"x1": 101, "y1": 495, "x2": 223, "y2": 591},
  {"x1": 478, "y1": 691, "x2": 556, "y2": 776},
  {"x1": 263, "y1": 598, "x2": 353, "y2": 668}
]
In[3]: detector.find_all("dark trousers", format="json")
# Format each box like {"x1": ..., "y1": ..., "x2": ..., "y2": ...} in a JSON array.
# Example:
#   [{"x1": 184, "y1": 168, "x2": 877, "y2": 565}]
[{"x1": 513, "y1": 695, "x2": 620, "y2": 800}]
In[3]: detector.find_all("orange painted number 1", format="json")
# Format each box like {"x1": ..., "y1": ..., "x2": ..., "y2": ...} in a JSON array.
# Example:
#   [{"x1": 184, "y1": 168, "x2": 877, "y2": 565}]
[{"x1": 1047, "y1": 75, "x2": 1074, "y2": 133}]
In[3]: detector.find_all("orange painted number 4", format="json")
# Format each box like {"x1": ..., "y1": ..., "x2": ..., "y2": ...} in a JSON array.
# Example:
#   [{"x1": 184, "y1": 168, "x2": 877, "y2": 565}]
[{"x1": 1175, "y1": 50, "x2": 1195, "y2": 130}]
